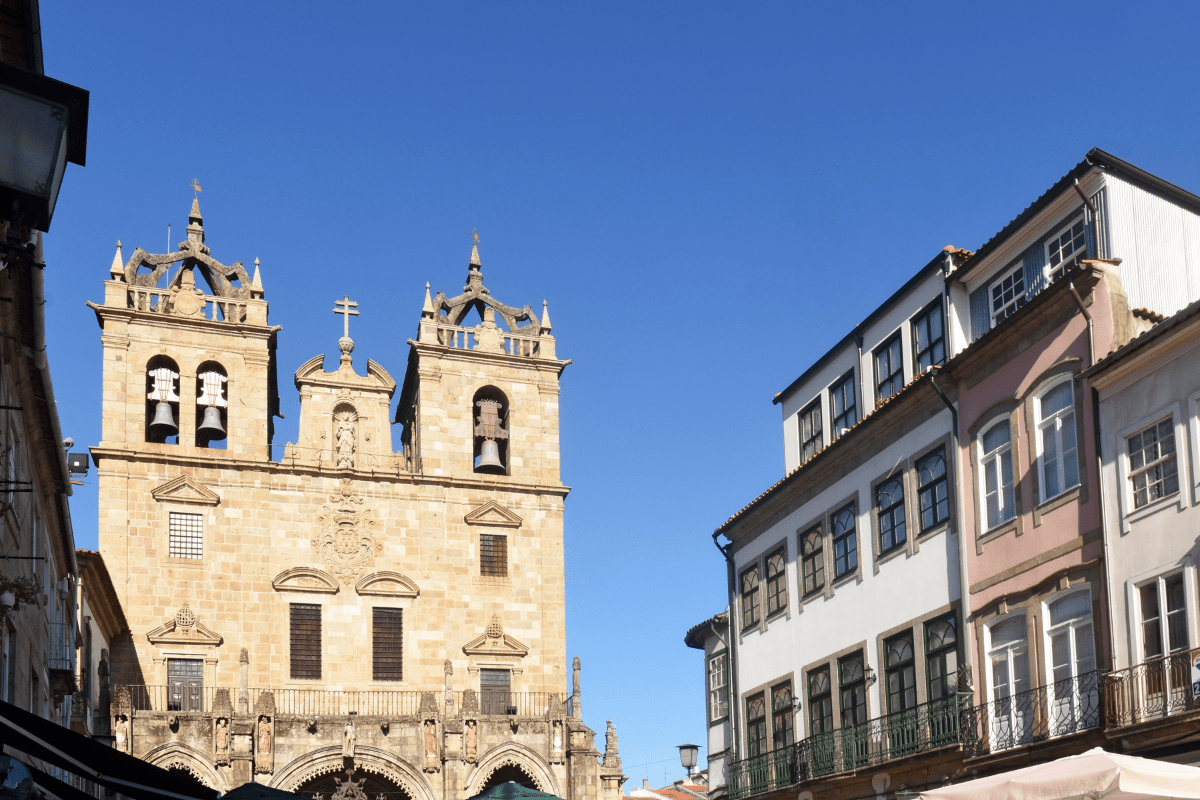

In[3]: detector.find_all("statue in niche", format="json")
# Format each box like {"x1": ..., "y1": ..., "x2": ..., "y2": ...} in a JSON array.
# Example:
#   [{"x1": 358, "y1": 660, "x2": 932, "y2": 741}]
[
  {"x1": 552, "y1": 719, "x2": 563, "y2": 759},
  {"x1": 114, "y1": 714, "x2": 130, "y2": 753},
  {"x1": 334, "y1": 408, "x2": 357, "y2": 469},
  {"x1": 423, "y1": 720, "x2": 439, "y2": 772},
  {"x1": 464, "y1": 719, "x2": 478, "y2": 763},
  {"x1": 343, "y1": 719, "x2": 356, "y2": 758},
  {"x1": 215, "y1": 718, "x2": 230, "y2": 763},
  {"x1": 258, "y1": 717, "x2": 273, "y2": 754}
]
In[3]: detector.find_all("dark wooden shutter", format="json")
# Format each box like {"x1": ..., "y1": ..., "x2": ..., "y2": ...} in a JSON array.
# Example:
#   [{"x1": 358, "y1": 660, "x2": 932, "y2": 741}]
[
  {"x1": 480, "y1": 534, "x2": 508, "y2": 577},
  {"x1": 372, "y1": 608, "x2": 403, "y2": 682},
  {"x1": 481, "y1": 668, "x2": 511, "y2": 715},
  {"x1": 969, "y1": 285, "x2": 990, "y2": 341},
  {"x1": 1022, "y1": 246, "x2": 1045, "y2": 297},
  {"x1": 290, "y1": 603, "x2": 322, "y2": 680}
]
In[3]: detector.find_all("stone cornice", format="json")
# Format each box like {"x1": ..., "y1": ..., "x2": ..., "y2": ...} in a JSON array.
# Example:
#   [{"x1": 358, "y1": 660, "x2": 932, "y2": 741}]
[
  {"x1": 86, "y1": 300, "x2": 275, "y2": 339},
  {"x1": 406, "y1": 339, "x2": 571, "y2": 375},
  {"x1": 87, "y1": 445, "x2": 571, "y2": 499}
]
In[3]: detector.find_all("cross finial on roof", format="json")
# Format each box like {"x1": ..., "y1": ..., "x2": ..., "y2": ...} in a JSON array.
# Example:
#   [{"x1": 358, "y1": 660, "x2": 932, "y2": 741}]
[
  {"x1": 191, "y1": 178, "x2": 202, "y2": 197},
  {"x1": 333, "y1": 296, "x2": 360, "y2": 339}
]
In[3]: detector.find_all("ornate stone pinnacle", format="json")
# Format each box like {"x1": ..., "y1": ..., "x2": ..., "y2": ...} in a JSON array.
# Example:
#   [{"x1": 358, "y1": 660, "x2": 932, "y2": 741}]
[{"x1": 110, "y1": 241, "x2": 125, "y2": 279}]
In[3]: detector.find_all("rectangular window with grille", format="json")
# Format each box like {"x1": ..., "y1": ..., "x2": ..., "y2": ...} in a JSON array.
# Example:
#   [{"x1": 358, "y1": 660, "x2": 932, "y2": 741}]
[
  {"x1": 289, "y1": 603, "x2": 322, "y2": 680},
  {"x1": 168, "y1": 512, "x2": 203, "y2": 559},
  {"x1": 480, "y1": 534, "x2": 508, "y2": 577},
  {"x1": 373, "y1": 608, "x2": 403, "y2": 682}
]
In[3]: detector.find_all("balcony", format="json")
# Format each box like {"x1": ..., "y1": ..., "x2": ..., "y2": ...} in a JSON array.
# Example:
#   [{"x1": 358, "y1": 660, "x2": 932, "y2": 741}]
[
  {"x1": 728, "y1": 695, "x2": 967, "y2": 800},
  {"x1": 1103, "y1": 648, "x2": 1200, "y2": 730},
  {"x1": 119, "y1": 686, "x2": 565, "y2": 717},
  {"x1": 48, "y1": 622, "x2": 78, "y2": 698},
  {"x1": 962, "y1": 671, "x2": 1101, "y2": 757}
]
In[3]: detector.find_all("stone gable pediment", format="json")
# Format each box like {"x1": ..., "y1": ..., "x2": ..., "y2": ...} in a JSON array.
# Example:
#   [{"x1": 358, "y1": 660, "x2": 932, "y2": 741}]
[
  {"x1": 272, "y1": 567, "x2": 340, "y2": 594},
  {"x1": 355, "y1": 571, "x2": 419, "y2": 597},
  {"x1": 463, "y1": 615, "x2": 529, "y2": 658},
  {"x1": 464, "y1": 500, "x2": 522, "y2": 529},
  {"x1": 147, "y1": 604, "x2": 222, "y2": 647},
  {"x1": 151, "y1": 475, "x2": 221, "y2": 506}
]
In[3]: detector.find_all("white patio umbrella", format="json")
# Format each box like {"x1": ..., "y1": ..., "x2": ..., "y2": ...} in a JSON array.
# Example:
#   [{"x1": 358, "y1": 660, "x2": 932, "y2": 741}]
[{"x1": 918, "y1": 747, "x2": 1200, "y2": 800}]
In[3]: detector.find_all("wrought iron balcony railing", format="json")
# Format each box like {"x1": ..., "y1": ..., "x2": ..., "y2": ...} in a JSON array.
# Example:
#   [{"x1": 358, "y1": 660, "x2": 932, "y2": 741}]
[
  {"x1": 962, "y1": 670, "x2": 1101, "y2": 757},
  {"x1": 1103, "y1": 648, "x2": 1200, "y2": 729},
  {"x1": 727, "y1": 695, "x2": 968, "y2": 800}
]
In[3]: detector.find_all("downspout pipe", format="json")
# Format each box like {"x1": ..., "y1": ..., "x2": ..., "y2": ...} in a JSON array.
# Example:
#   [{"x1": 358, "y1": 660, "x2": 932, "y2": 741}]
[
  {"x1": 712, "y1": 531, "x2": 739, "y2": 767},
  {"x1": 928, "y1": 369, "x2": 973, "y2": 692}
]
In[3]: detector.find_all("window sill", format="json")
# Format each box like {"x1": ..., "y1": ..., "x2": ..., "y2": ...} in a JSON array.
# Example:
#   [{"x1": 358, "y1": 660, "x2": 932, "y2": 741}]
[
  {"x1": 1035, "y1": 485, "x2": 1080, "y2": 518},
  {"x1": 164, "y1": 556, "x2": 206, "y2": 568},
  {"x1": 740, "y1": 622, "x2": 761, "y2": 635},
  {"x1": 800, "y1": 590, "x2": 824, "y2": 607},
  {"x1": 766, "y1": 607, "x2": 789, "y2": 624},
  {"x1": 876, "y1": 543, "x2": 907, "y2": 567},
  {"x1": 979, "y1": 518, "x2": 1018, "y2": 544},
  {"x1": 1122, "y1": 492, "x2": 1184, "y2": 533},
  {"x1": 917, "y1": 520, "x2": 950, "y2": 540},
  {"x1": 831, "y1": 570, "x2": 859, "y2": 590}
]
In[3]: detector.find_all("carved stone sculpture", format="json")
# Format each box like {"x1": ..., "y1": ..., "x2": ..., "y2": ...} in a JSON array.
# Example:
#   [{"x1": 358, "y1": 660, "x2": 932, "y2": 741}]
[
  {"x1": 258, "y1": 717, "x2": 272, "y2": 755},
  {"x1": 423, "y1": 719, "x2": 439, "y2": 773},
  {"x1": 551, "y1": 719, "x2": 563, "y2": 763},
  {"x1": 114, "y1": 714, "x2": 130, "y2": 754},
  {"x1": 215, "y1": 718, "x2": 230, "y2": 765},
  {"x1": 335, "y1": 408, "x2": 357, "y2": 469},
  {"x1": 343, "y1": 719, "x2": 356, "y2": 759},
  {"x1": 465, "y1": 719, "x2": 478, "y2": 764},
  {"x1": 314, "y1": 478, "x2": 376, "y2": 584}
]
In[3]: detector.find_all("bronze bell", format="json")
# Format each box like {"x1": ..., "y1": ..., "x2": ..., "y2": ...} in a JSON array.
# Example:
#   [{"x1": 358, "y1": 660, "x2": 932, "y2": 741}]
[
  {"x1": 477, "y1": 439, "x2": 504, "y2": 472},
  {"x1": 198, "y1": 405, "x2": 226, "y2": 441},
  {"x1": 149, "y1": 401, "x2": 178, "y2": 438}
]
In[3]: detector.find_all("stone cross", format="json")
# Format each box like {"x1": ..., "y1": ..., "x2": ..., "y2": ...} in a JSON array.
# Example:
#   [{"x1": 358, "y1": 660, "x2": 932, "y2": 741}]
[{"x1": 333, "y1": 296, "x2": 360, "y2": 339}]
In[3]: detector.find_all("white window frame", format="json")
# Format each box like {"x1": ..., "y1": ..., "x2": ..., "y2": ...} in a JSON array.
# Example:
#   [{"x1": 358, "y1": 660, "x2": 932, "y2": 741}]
[
  {"x1": 989, "y1": 262, "x2": 1027, "y2": 327},
  {"x1": 1043, "y1": 212, "x2": 1088, "y2": 282},
  {"x1": 708, "y1": 650, "x2": 729, "y2": 722},
  {"x1": 1117, "y1": 406, "x2": 1187, "y2": 531},
  {"x1": 978, "y1": 414, "x2": 1016, "y2": 531},
  {"x1": 1188, "y1": 391, "x2": 1200, "y2": 504},
  {"x1": 1035, "y1": 378, "x2": 1080, "y2": 503},
  {"x1": 1041, "y1": 587, "x2": 1097, "y2": 737},
  {"x1": 984, "y1": 613, "x2": 1031, "y2": 751},
  {"x1": 1132, "y1": 570, "x2": 1193, "y2": 661},
  {"x1": 1125, "y1": 562, "x2": 1199, "y2": 668}
]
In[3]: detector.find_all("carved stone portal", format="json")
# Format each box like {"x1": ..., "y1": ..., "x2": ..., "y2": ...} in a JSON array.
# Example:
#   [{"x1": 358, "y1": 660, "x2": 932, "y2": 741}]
[{"x1": 313, "y1": 478, "x2": 376, "y2": 584}]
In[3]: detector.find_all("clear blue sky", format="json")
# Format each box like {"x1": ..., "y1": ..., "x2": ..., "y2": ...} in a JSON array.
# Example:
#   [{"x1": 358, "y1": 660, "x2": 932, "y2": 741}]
[{"x1": 38, "y1": 0, "x2": 1200, "y2": 787}]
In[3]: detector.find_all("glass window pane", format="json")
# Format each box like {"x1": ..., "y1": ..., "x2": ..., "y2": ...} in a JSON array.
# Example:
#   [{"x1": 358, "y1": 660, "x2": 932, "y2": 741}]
[
  {"x1": 1049, "y1": 591, "x2": 1091, "y2": 626},
  {"x1": 1040, "y1": 382, "x2": 1073, "y2": 416},
  {"x1": 990, "y1": 617, "x2": 1027, "y2": 647},
  {"x1": 984, "y1": 421, "x2": 1010, "y2": 453}
]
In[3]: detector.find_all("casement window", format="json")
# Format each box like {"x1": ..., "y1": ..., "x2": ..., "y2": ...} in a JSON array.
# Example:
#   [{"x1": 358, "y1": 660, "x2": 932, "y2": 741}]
[
  {"x1": 1037, "y1": 381, "x2": 1079, "y2": 502},
  {"x1": 912, "y1": 301, "x2": 946, "y2": 373},
  {"x1": 807, "y1": 667, "x2": 833, "y2": 735},
  {"x1": 708, "y1": 652, "x2": 729, "y2": 721},
  {"x1": 874, "y1": 334, "x2": 904, "y2": 404},
  {"x1": 746, "y1": 693, "x2": 767, "y2": 757},
  {"x1": 289, "y1": 603, "x2": 322, "y2": 680},
  {"x1": 830, "y1": 371, "x2": 857, "y2": 439},
  {"x1": 917, "y1": 448, "x2": 950, "y2": 531},
  {"x1": 168, "y1": 512, "x2": 203, "y2": 559},
  {"x1": 1127, "y1": 419, "x2": 1179, "y2": 510},
  {"x1": 480, "y1": 533, "x2": 508, "y2": 577},
  {"x1": 1045, "y1": 590, "x2": 1097, "y2": 736},
  {"x1": 167, "y1": 658, "x2": 203, "y2": 712},
  {"x1": 990, "y1": 264, "x2": 1027, "y2": 325},
  {"x1": 740, "y1": 565, "x2": 761, "y2": 630},
  {"x1": 831, "y1": 504, "x2": 857, "y2": 578},
  {"x1": 875, "y1": 477, "x2": 906, "y2": 554},
  {"x1": 1138, "y1": 574, "x2": 1189, "y2": 661},
  {"x1": 800, "y1": 527, "x2": 824, "y2": 596},
  {"x1": 987, "y1": 615, "x2": 1030, "y2": 747},
  {"x1": 925, "y1": 614, "x2": 958, "y2": 702},
  {"x1": 979, "y1": 419, "x2": 1016, "y2": 530},
  {"x1": 1045, "y1": 214, "x2": 1087, "y2": 282},
  {"x1": 772, "y1": 682, "x2": 794, "y2": 748},
  {"x1": 765, "y1": 547, "x2": 788, "y2": 617},
  {"x1": 838, "y1": 653, "x2": 868, "y2": 726},
  {"x1": 885, "y1": 632, "x2": 916, "y2": 714},
  {"x1": 799, "y1": 400, "x2": 823, "y2": 463},
  {"x1": 372, "y1": 607, "x2": 403, "y2": 682}
]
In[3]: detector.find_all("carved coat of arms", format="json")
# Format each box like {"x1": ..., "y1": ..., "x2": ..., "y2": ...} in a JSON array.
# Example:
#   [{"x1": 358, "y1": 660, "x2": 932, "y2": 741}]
[{"x1": 312, "y1": 478, "x2": 377, "y2": 583}]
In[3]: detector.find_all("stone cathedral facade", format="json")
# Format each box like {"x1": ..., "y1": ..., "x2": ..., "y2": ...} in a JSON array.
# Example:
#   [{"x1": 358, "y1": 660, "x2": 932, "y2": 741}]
[{"x1": 88, "y1": 199, "x2": 625, "y2": 800}]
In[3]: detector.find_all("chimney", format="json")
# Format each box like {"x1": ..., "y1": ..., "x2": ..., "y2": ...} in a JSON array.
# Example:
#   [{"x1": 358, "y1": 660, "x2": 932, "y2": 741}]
[{"x1": 642, "y1": 780, "x2": 649, "y2": 790}]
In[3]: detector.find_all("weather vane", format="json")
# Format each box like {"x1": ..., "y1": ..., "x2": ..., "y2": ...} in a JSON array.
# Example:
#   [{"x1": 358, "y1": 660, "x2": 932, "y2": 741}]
[
  {"x1": 466, "y1": 228, "x2": 480, "y2": 244},
  {"x1": 191, "y1": 178, "x2": 202, "y2": 197}
]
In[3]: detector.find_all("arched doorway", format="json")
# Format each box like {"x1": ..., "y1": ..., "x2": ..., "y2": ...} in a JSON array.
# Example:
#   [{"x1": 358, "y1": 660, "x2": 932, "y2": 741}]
[
  {"x1": 478, "y1": 764, "x2": 540, "y2": 794},
  {"x1": 293, "y1": 767, "x2": 411, "y2": 800}
]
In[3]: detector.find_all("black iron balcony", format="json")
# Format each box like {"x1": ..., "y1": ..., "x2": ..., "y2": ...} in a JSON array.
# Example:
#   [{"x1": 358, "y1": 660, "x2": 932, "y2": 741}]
[
  {"x1": 962, "y1": 670, "x2": 1101, "y2": 757},
  {"x1": 727, "y1": 695, "x2": 968, "y2": 800},
  {"x1": 1103, "y1": 648, "x2": 1200, "y2": 729}
]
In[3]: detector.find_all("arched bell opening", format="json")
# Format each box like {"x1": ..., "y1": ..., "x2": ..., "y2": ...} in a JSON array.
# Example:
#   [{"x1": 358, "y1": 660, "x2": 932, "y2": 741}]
[
  {"x1": 293, "y1": 768, "x2": 411, "y2": 800},
  {"x1": 472, "y1": 386, "x2": 509, "y2": 475},
  {"x1": 195, "y1": 361, "x2": 228, "y2": 449},
  {"x1": 146, "y1": 355, "x2": 181, "y2": 444}
]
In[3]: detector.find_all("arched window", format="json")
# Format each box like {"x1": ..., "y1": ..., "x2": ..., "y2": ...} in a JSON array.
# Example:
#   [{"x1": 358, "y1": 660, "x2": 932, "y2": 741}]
[
  {"x1": 195, "y1": 362, "x2": 228, "y2": 449},
  {"x1": 146, "y1": 356, "x2": 180, "y2": 444},
  {"x1": 979, "y1": 417, "x2": 1015, "y2": 530},
  {"x1": 1044, "y1": 588, "x2": 1097, "y2": 736},
  {"x1": 1036, "y1": 379, "x2": 1079, "y2": 502},
  {"x1": 472, "y1": 386, "x2": 509, "y2": 474}
]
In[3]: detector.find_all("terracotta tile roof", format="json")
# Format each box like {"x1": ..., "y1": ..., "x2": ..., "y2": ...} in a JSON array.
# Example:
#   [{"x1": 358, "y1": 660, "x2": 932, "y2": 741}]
[
  {"x1": 684, "y1": 611, "x2": 728, "y2": 649},
  {"x1": 717, "y1": 369, "x2": 939, "y2": 535}
]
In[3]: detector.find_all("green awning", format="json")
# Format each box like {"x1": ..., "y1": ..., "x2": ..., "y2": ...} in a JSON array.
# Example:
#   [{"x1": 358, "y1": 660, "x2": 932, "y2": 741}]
[{"x1": 467, "y1": 782, "x2": 565, "y2": 800}]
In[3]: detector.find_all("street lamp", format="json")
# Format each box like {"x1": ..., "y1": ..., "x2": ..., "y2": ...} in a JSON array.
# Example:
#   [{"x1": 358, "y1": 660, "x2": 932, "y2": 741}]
[
  {"x1": 0, "y1": 63, "x2": 88, "y2": 232},
  {"x1": 677, "y1": 743, "x2": 699, "y2": 778}
]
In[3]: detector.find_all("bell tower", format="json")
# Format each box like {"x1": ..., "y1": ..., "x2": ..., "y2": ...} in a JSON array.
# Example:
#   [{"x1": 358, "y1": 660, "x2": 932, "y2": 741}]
[
  {"x1": 396, "y1": 240, "x2": 568, "y2": 484},
  {"x1": 88, "y1": 196, "x2": 279, "y2": 461}
]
